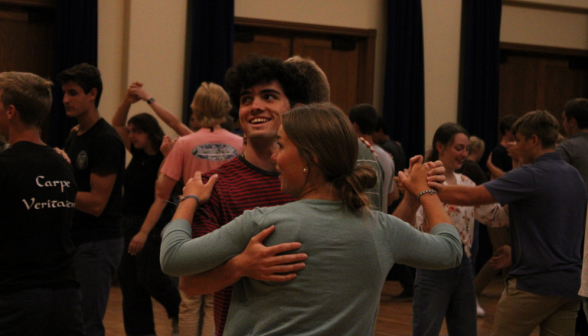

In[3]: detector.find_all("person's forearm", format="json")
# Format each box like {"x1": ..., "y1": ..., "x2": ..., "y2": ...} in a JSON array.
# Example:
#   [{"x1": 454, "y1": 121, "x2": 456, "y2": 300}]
[
  {"x1": 487, "y1": 162, "x2": 505, "y2": 179},
  {"x1": 75, "y1": 191, "x2": 107, "y2": 217},
  {"x1": 392, "y1": 192, "x2": 419, "y2": 224},
  {"x1": 149, "y1": 102, "x2": 192, "y2": 136},
  {"x1": 112, "y1": 100, "x2": 131, "y2": 128},
  {"x1": 419, "y1": 194, "x2": 452, "y2": 231},
  {"x1": 180, "y1": 261, "x2": 241, "y2": 296},
  {"x1": 140, "y1": 196, "x2": 168, "y2": 235}
]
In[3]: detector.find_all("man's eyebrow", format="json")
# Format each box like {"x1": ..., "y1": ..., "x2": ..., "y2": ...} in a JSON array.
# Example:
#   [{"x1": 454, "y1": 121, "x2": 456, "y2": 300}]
[{"x1": 260, "y1": 89, "x2": 281, "y2": 95}]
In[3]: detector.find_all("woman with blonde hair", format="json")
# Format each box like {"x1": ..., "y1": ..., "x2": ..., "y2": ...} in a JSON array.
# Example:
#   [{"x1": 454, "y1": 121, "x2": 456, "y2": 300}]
[{"x1": 161, "y1": 103, "x2": 463, "y2": 335}]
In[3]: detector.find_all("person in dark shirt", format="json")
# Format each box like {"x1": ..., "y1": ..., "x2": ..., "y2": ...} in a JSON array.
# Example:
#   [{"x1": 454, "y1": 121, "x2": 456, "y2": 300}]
[
  {"x1": 59, "y1": 63, "x2": 126, "y2": 336},
  {"x1": 111, "y1": 88, "x2": 181, "y2": 335},
  {"x1": 438, "y1": 111, "x2": 587, "y2": 336},
  {"x1": 489, "y1": 115, "x2": 519, "y2": 178},
  {"x1": 0, "y1": 72, "x2": 81, "y2": 336}
]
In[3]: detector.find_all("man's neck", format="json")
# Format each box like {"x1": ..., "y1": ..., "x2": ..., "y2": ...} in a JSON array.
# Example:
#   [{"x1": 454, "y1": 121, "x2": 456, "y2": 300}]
[
  {"x1": 358, "y1": 134, "x2": 375, "y2": 146},
  {"x1": 570, "y1": 128, "x2": 588, "y2": 137},
  {"x1": 243, "y1": 140, "x2": 278, "y2": 172},
  {"x1": 532, "y1": 147, "x2": 556, "y2": 162},
  {"x1": 77, "y1": 108, "x2": 101, "y2": 135},
  {"x1": 8, "y1": 126, "x2": 44, "y2": 146}
]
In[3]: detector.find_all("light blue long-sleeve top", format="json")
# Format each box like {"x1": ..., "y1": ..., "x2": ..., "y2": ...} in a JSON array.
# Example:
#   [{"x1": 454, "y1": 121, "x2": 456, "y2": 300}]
[{"x1": 161, "y1": 199, "x2": 462, "y2": 336}]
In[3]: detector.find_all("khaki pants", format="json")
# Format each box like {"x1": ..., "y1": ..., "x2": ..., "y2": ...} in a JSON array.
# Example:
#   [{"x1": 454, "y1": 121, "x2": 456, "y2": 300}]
[
  {"x1": 492, "y1": 279, "x2": 580, "y2": 336},
  {"x1": 179, "y1": 289, "x2": 214, "y2": 336}
]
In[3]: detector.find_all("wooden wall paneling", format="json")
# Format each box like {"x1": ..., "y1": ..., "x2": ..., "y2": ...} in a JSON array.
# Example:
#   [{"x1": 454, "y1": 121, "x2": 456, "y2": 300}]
[
  {"x1": 292, "y1": 36, "x2": 359, "y2": 114},
  {"x1": 234, "y1": 17, "x2": 376, "y2": 112},
  {"x1": 542, "y1": 58, "x2": 585, "y2": 130},
  {"x1": 357, "y1": 33, "x2": 376, "y2": 105},
  {"x1": 0, "y1": 9, "x2": 54, "y2": 77},
  {"x1": 233, "y1": 34, "x2": 291, "y2": 64},
  {"x1": 499, "y1": 54, "x2": 538, "y2": 118}
]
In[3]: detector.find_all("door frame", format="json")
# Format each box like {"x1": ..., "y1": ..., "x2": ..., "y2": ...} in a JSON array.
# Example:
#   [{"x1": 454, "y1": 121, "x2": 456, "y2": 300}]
[{"x1": 234, "y1": 17, "x2": 377, "y2": 104}]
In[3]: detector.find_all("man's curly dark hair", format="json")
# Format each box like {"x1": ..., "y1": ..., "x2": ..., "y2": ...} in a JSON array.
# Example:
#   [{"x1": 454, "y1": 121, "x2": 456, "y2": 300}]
[{"x1": 224, "y1": 54, "x2": 310, "y2": 109}]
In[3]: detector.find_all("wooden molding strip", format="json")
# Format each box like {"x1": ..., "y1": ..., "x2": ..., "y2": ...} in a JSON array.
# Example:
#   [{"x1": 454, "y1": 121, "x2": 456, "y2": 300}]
[
  {"x1": 503, "y1": 0, "x2": 588, "y2": 15},
  {"x1": 235, "y1": 17, "x2": 376, "y2": 38},
  {"x1": 0, "y1": 8, "x2": 26, "y2": 21},
  {"x1": 501, "y1": 42, "x2": 588, "y2": 57}
]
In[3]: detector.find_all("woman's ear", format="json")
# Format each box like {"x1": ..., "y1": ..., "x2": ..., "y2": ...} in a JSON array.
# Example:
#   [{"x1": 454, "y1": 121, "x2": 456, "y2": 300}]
[{"x1": 435, "y1": 141, "x2": 444, "y2": 155}]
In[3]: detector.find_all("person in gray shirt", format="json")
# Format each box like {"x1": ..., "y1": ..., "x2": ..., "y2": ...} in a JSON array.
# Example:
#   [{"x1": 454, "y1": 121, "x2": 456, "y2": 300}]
[
  {"x1": 161, "y1": 103, "x2": 462, "y2": 335},
  {"x1": 558, "y1": 98, "x2": 588, "y2": 189},
  {"x1": 559, "y1": 98, "x2": 588, "y2": 323}
]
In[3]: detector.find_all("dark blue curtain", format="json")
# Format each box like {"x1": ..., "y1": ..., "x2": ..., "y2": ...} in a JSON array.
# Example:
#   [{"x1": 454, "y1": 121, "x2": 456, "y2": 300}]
[
  {"x1": 48, "y1": 0, "x2": 98, "y2": 148},
  {"x1": 382, "y1": 1, "x2": 426, "y2": 159},
  {"x1": 184, "y1": 0, "x2": 234, "y2": 124},
  {"x1": 460, "y1": 0, "x2": 502, "y2": 162}
]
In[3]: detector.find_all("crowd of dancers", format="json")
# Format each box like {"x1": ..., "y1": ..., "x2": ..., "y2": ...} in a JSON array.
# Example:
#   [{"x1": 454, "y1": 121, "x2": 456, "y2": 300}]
[{"x1": 1, "y1": 53, "x2": 587, "y2": 336}]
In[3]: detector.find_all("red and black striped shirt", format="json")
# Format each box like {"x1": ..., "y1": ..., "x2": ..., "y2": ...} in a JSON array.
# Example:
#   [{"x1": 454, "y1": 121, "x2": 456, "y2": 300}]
[{"x1": 192, "y1": 155, "x2": 295, "y2": 336}]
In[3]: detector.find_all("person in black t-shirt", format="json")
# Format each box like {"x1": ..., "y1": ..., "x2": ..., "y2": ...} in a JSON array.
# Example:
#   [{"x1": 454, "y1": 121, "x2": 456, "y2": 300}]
[
  {"x1": 112, "y1": 85, "x2": 181, "y2": 335},
  {"x1": 0, "y1": 72, "x2": 82, "y2": 336},
  {"x1": 59, "y1": 63, "x2": 126, "y2": 336},
  {"x1": 489, "y1": 115, "x2": 519, "y2": 178}
]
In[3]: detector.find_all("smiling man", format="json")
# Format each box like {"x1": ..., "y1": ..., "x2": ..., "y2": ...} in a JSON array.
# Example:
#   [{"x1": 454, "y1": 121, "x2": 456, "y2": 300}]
[
  {"x1": 435, "y1": 110, "x2": 587, "y2": 336},
  {"x1": 175, "y1": 55, "x2": 310, "y2": 336},
  {"x1": 59, "y1": 63, "x2": 126, "y2": 336}
]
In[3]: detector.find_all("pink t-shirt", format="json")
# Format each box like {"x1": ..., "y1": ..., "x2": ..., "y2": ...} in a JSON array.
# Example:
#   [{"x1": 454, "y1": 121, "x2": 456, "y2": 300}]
[{"x1": 161, "y1": 128, "x2": 243, "y2": 184}]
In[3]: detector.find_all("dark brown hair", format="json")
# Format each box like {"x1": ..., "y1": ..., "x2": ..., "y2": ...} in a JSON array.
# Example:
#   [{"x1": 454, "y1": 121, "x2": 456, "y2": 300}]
[
  {"x1": 282, "y1": 103, "x2": 377, "y2": 211},
  {"x1": 426, "y1": 122, "x2": 469, "y2": 162}
]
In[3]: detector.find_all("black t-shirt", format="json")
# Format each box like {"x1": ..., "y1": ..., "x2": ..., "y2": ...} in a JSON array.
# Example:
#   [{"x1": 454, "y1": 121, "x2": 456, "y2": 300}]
[
  {"x1": 380, "y1": 139, "x2": 406, "y2": 173},
  {"x1": 491, "y1": 144, "x2": 513, "y2": 173},
  {"x1": 64, "y1": 118, "x2": 125, "y2": 244},
  {"x1": 0, "y1": 142, "x2": 78, "y2": 293},
  {"x1": 123, "y1": 146, "x2": 164, "y2": 216},
  {"x1": 122, "y1": 146, "x2": 175, "y2": 232},
  {"x1": 457, "y1": 159, "x2": 488, "y2": 186}
]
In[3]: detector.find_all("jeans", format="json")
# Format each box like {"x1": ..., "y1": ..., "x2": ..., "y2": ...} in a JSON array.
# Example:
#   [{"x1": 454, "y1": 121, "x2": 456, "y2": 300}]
[
  {"x1": 413, "y1": 252, "x2": 477, "y2": 336},
  {"x1": 118, "y1": 216, "x2": 181, "y2": 335},
  {"x1": 0, "y1": 287, "x2": 84, "y2": 336},
  {"x1": 74, "y1": 237, "x2": 124, "y2": 336}
]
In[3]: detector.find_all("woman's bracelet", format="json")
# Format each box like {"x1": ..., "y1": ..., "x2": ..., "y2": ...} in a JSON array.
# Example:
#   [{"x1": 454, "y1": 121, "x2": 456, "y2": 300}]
[
  {"x1": 179, "y1": 195, "x2": 200, "y2": 209},
  {"x1": 416, "y1": 189, "x2": 437, "y2": 203}
]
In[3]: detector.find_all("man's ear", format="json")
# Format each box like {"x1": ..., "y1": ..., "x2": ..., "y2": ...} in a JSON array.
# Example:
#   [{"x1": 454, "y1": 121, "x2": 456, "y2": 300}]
[
  {"x1": 6, "y1": 105, "x2": 17, "y2": 120},
  {"x1": 88, "y1": 88, "x2": 98, "y2": 102},
  {"x1": 529, "y1": 134, "x2": 541, "y2": 148},
  {"x1": 570, "y1": 117, "x2": 578, "y2": 128}
]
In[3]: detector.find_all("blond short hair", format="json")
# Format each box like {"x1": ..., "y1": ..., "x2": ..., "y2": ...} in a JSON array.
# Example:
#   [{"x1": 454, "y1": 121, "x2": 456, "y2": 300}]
[
  {"x1": 190, "y1": 82, "x2": 232, "y2": 128},
  {"x1": 0, "y1": 72, "x2": 52, "y2": 128},
  {"x1": 468, "y1": 136, "x2": 485, "y2": 154}
]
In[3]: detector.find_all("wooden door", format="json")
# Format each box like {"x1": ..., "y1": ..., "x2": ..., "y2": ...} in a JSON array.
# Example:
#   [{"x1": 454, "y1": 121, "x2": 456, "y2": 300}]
[
  {"x1": 0, "y1": 5, "x2": 54, "y2": 77},
  {"x1": 234, "y1": 34, "x2": 290, "y2": 63},
  {"x1": 292, "y1": 36, "x2": 360, "y2": 114},
  {"x1": 232, "y1": 18, "x2": 375, "y2": 114}
]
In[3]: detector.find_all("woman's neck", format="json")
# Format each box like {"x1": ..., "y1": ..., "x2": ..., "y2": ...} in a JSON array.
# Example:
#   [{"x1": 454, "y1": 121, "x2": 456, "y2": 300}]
[
  {"x1": 144, "y1": 145, "x2": 158, "y2": 156},
  {"x1": 443, "y1": 165, "x2": 457, "y2": 185}
]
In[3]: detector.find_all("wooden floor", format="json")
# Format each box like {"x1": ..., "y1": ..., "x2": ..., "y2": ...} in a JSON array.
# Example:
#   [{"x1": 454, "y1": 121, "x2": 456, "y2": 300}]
[{"x1": 104, "y1": 276, "x2": 539, "y2": 336}]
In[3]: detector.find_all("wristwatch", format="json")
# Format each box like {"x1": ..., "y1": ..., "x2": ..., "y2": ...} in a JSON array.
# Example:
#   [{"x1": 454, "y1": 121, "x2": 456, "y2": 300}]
[{"x1": 147, "y1": 97, "x2": 155, "y2": 105}]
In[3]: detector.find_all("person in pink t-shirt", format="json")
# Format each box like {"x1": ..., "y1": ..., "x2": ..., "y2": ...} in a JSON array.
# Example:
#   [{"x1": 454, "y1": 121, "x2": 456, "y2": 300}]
[{"x1": 143, "y1": 82, "x2": 242, "y2": 336}]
